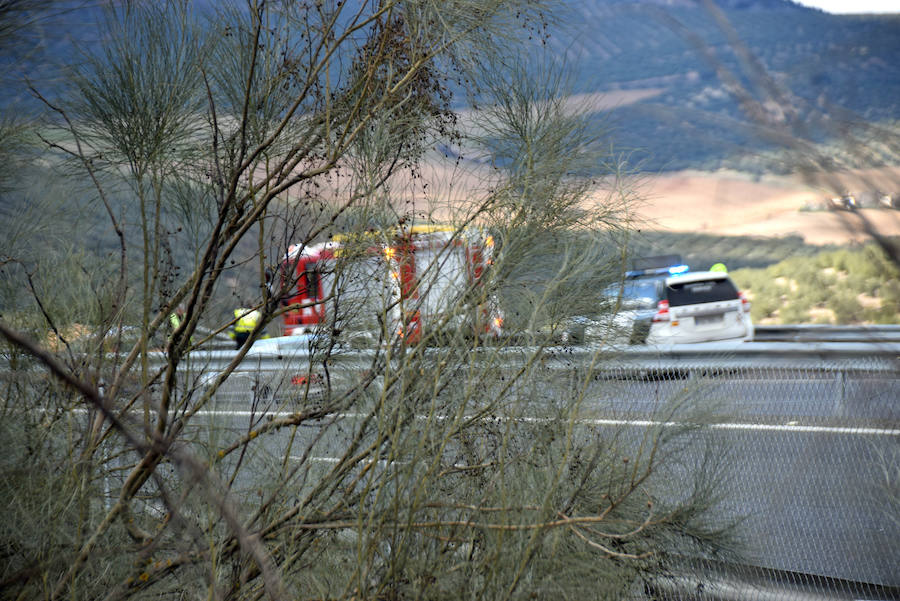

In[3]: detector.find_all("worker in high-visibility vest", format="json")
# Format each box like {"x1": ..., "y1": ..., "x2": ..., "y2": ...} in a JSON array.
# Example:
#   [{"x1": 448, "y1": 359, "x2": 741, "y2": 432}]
[
  {"x1": 168, "y1": 305, "x2": 186, "y2": 339},
  {"x1": 168, "y1": 310, "x2": 183, "y2": 332},
  {"x1": 229, "y1": 307, "x2": 263, "y2": 349},
  {"x1": 166, "y1": 304, "x2": 198, "y2": 347}
]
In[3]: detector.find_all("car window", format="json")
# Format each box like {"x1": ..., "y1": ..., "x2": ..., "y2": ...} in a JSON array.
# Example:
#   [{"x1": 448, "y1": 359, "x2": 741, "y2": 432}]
[
  {"x1": 623, "y1": 279, "x2": 662, "y2": 308},
  {"x1": 665, "y1": 277, "x2": 738, "y2": 306},
  {"x1": 604, "y1": 278, "x2": 662, "y2": 309}
]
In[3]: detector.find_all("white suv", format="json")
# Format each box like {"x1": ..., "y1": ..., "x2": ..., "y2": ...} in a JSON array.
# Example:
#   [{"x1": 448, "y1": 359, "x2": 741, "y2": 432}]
[{"x1": 646, "y1": 271, "x2": 754, "y2": 344}]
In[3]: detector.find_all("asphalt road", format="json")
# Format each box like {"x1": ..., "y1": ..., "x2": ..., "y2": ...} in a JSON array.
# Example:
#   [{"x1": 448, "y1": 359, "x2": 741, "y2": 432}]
[{"x1": 184, "y1": 364, "x2": 899, "y2": 589}]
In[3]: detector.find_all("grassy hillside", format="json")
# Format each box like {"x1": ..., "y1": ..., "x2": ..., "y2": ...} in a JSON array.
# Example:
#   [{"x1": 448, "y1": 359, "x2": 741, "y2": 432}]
[{"x1": 730, "y1": 243, "x2": 900, "y2": 324}]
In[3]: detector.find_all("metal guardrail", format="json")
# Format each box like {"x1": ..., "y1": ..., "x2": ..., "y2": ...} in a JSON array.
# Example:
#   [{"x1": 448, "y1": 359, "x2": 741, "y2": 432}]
[
  {"x1": 5, "y1": 328, "x2": 896, "y2": 376},
  {"x1": 155, "y1": 338, "x2": 900, "y2": 375},
  {"x1": 754, "y1": 324, "x2": 900, "y2": 343},
  {"x1": 647, "y1": 562, "x2": 900, "y2": 601}
]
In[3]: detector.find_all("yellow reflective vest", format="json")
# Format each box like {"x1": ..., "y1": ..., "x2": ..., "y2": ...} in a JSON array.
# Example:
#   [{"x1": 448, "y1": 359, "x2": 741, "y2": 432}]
[{"x1": 234, "y1": 308, "x2": 262, "y2": 333}]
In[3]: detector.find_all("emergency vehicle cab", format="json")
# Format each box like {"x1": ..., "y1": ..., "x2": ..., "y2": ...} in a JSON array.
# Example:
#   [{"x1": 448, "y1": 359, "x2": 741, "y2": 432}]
[{"x1": 277, "y1": 224, "x2": 501, "y2": 343}]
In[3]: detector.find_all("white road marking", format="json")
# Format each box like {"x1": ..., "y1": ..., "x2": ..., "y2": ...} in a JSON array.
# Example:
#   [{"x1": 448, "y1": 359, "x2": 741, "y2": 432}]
[{"x1": 190, "y1": 409, "x2": 900, "y2": 436}]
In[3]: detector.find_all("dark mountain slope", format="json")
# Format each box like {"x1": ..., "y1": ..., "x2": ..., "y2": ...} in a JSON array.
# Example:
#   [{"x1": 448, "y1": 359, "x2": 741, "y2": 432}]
[
  {"x1": 552, "y1": 1, "x2": 900, "y2": 171},
  {"x1": 2, "y1": 0, "x2": 898, "y2": 173}
]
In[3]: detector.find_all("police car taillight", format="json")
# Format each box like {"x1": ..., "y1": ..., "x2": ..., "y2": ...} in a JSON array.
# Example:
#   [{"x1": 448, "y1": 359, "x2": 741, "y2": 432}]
[
  {"x1": 739, "y1": 291, "x2": 751, "y2": 313},
  {"x1": 652, "y1": 299, "x2": 670, "y2": 322}
]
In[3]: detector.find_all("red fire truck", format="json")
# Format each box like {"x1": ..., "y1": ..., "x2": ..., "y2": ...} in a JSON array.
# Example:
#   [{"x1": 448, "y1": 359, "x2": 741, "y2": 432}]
[{"x1": 277, "y1": 224, "x2": 501, "y2": 343}]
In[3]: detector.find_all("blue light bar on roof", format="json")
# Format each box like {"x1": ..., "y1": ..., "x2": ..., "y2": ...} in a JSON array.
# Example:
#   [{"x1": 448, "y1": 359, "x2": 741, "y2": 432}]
[{"x1": 626, "y1": 263, "x2": 691, "y2": 278}]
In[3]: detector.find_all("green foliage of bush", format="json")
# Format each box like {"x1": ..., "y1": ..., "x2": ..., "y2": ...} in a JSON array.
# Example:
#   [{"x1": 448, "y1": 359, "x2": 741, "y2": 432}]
[
  {"x1": 730, "y1": 242, "x2": 900, "y2": 325},
  {"x1": 0, "y1": 411, "x2": 136, "y2": 600},
  {"x1": 880, "y1": 280, "x2": 900, "y2": 312},
  {"x1": 830, "y1": 291, "x2": 864, "y2": 324},
  {"x1": 778, "y1": 302, "x2": 811, "y2": 325}
]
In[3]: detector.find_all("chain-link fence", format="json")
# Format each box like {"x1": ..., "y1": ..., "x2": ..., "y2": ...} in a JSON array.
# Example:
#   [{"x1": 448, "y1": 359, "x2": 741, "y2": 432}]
[
  {"x1": 3, "y1": 348, "x2": 897, "y2": 600},
  {"x1": 194, "y1": 355, "x2": 900, "y2": 600}
]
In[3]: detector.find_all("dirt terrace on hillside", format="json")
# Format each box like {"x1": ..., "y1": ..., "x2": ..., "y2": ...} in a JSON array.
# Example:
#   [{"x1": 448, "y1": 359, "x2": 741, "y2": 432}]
[
  {"x1": 395, "y1": 161, "x2": 900, "y2": 246},
  {"x1": 632, "y1": 168, "x2": 900, "y2": 245},
  {"x1": 314, "y1": 84, "x2": 900, "y2": 247},
  {"x1": 376, "y1": 87, "x2": 900, "y2": 247}
]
